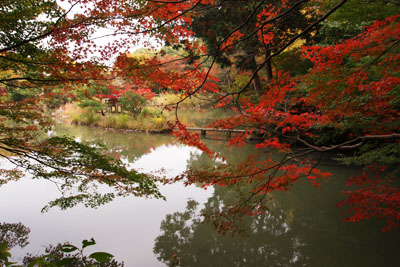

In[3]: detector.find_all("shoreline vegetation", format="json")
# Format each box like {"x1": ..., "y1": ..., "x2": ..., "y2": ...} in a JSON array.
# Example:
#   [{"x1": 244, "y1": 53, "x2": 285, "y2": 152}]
[{"x1": 56, "y1": 93, "x2": 233, "y2": 134}]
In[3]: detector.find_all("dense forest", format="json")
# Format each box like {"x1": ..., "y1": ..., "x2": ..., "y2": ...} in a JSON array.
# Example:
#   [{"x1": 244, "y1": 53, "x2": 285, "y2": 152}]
[{"x1": 0, "y1": 0, "x2": 399, "y2": 265}]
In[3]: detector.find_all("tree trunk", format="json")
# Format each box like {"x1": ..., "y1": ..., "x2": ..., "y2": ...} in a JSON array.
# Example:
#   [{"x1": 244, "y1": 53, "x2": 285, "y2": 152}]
[
  {"x1": 265, "y1": 47, "x2": 273, "y2": 81},
  {"x1": 250, "y1": 56, "x2": 262, "y2": 97},
  {"x1": 252, "y1": 69, "x2": 262, "y2": 97}
]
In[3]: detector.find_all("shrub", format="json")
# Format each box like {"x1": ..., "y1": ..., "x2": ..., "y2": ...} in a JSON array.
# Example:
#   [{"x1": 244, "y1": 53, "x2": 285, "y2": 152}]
[{"x1": 119, "y1": 91, "x2": 147, "y2": 117}]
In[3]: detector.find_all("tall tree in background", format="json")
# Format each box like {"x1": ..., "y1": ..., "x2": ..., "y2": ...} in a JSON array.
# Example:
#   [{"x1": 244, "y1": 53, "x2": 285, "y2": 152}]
[{"x1": 188, "y1": 0, "x2": 315, "y2": 96}]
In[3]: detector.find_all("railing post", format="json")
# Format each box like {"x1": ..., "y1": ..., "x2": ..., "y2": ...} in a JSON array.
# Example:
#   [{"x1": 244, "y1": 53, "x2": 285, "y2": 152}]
[{"x1": 201, "y1": 130, "x2": 206, "y2": 137}]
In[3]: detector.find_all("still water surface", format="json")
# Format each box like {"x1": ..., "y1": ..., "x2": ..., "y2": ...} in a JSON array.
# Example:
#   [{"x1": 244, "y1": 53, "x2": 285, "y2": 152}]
[{"x1": 1, "y1": 124, "x2": 399, "y2": 266}]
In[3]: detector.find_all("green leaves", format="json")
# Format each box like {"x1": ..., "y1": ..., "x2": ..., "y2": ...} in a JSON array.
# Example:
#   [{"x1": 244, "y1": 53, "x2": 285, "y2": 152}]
[
  {"x1": 119, "y1": 90, "x2": 147, "y2": 117},
  {"x1": 52, "y1": 258, "x2": 75, "y2": 266},
  {"x1": 317, "y1": 0, "x2": 400, "y2": 44},
  {"x1": 56, "y1": 239, "x2": 114, "y2": 264},
  {"x1": 59, "y1": 244, "x2": 79, "y2": 253},
  {"x1": 21, "y1": 238, "x2": 120, "y2": 266},
  {"x1": 89, "y1": 252, "x2": 114, "y2": 263},
  {"x1": 0, "y1": 241, "x2": 22, "y2": 267},
  {"x1": 0, "y1": 241, "x2": 11, "y2": 262},
  {"x1": 2, "y1": 133, "x2": 164, "y2": 212},
  {"x1": 82, "y1": 238, "x2": 96, "y2": 249}
]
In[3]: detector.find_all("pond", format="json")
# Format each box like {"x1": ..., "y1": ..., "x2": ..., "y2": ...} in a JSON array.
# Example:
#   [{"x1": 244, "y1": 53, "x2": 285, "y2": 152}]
[{"x1": 1, "y1": 124, "x2": 399, "y2": 266}]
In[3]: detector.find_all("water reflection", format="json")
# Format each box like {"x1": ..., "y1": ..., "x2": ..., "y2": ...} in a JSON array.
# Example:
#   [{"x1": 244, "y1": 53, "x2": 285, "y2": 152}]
[
  {"x1": 54, "y1": 124, "x2": 176, "y2": 163},
  {"x1": 154, "y1": 180, "x2": 400, "y2": 267},
  {"x1": 154, "y1": 187, "x2": 309, "y2": 267},
  {"x1": 155, "y1": 137, "x2": 400, "y2": 267},
  {"x1": 1, "y1": 124, "x2": 398, "y2": 266},
  {"x1": 1, "y1": 125, "x2": 213, "y2": 266},
  {"x1": 0, "y1": 222, "x2": 125, "y2": 266}
]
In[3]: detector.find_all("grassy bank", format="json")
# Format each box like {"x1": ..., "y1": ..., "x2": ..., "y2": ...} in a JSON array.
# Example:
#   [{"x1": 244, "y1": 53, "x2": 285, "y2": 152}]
[{"x1": 59, "y1": 93, "x2": 233, "y2": 132}]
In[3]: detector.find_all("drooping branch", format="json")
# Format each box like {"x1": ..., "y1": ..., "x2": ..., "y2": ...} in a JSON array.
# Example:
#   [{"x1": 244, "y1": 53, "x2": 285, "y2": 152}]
[{"x1": 295, "y1": 133, "x2": 400, "y2": 152}]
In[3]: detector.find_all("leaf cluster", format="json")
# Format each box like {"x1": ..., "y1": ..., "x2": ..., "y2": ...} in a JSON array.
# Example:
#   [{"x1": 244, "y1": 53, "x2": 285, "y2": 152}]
[{"x1": 0, "y1": 238, "x2": 123, "y2": 267}]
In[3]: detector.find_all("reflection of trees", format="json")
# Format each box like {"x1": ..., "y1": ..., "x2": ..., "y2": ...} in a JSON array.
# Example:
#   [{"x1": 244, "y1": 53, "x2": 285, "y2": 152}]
[
  {"x1": 0, "y1": 222, "x2": 30, "y2": 249},
  {"x1": 54, "y1": 124, "x2": 175, "y2": 163},
  {"x1": 55, "y1": 124, "x2": 260, "y2": 169},
  {"x1": 153, "y1": 186, "x2": 308, "y2": 267}
]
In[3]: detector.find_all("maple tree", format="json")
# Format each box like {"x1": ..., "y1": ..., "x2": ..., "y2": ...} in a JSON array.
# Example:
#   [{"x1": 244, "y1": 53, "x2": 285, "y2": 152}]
[
  {"x1": 1, "y1": 0, "x2": 399, "y2": 232},
  {"x1": 189, "y1": 0, "x2": 315, "y2": 96},
  {"x1": 120, "y1": 0, "x2": 399, "y2": 231}
]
